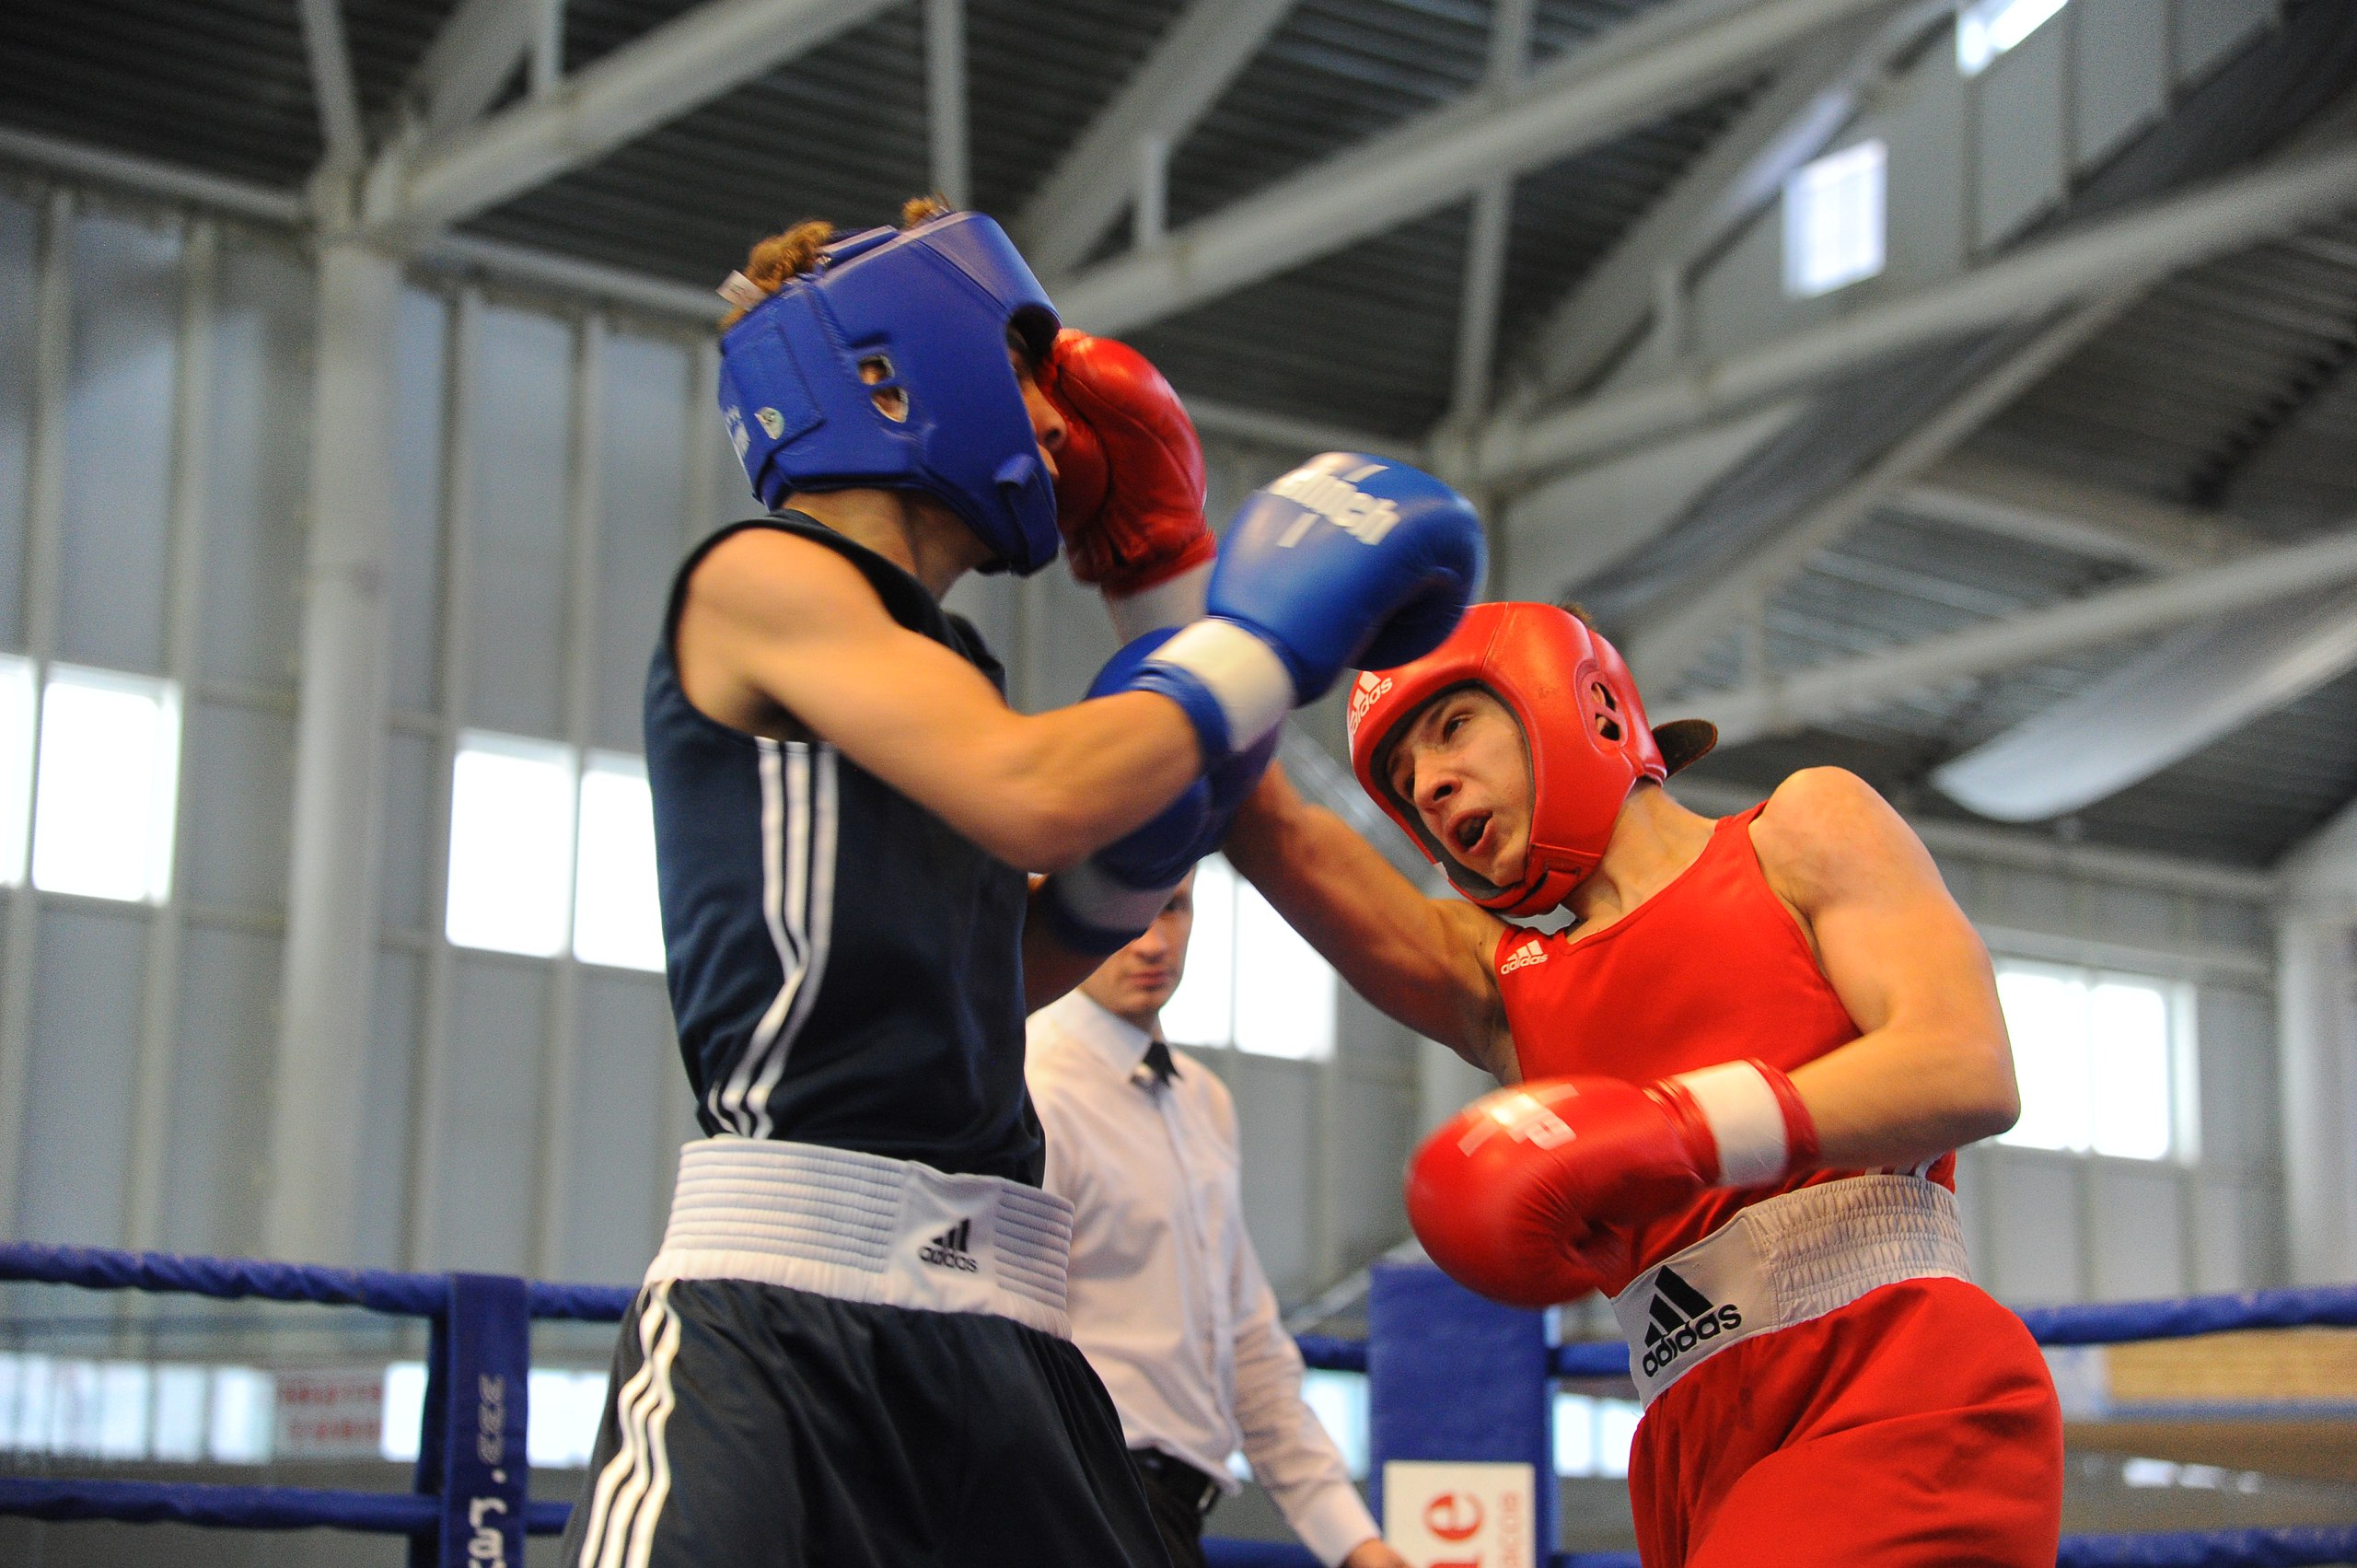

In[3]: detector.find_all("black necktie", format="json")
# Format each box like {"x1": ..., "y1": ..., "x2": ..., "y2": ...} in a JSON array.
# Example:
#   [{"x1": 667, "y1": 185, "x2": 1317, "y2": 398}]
[{"x1": 1141, "y1": 1039, "x2": 1178, "y2": 1089}]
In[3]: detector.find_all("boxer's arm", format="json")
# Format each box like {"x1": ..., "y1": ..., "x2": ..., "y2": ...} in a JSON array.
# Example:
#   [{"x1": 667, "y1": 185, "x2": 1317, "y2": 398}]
[
  {"x1": 1225, "y1": 761, "x2": 1515, "y2": 1075},
  {"x1": 1750, "y1": 767, "x2": 2021, "y2": 1168},
  {"x1": 677, "y1": 528, "x2": 1200, "y2": 873}
]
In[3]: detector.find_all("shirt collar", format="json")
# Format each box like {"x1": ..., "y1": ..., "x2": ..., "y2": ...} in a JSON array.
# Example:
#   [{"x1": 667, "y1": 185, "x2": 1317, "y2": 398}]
[{"x1": 1039, "y1": 989, "x2": 1157, "y2": 1079}]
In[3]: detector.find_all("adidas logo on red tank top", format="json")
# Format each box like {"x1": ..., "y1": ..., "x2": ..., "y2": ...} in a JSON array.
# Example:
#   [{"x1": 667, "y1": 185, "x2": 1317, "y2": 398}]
[{"x1": 1500, "y1": 938, "x2": 1548, "y2": 974}]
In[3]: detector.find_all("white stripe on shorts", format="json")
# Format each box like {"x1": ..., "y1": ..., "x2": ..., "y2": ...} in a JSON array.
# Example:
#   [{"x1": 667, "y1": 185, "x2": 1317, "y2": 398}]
[{"x1": 577, "y1": 1281, "x2": 682, "y2": 1568}]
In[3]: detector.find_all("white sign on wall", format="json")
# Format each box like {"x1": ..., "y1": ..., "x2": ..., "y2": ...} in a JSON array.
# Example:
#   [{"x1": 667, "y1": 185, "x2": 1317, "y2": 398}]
[
  {"x1": 274, "y1": 1365, "x2": 385, "y2": 1460},
  {"x1": 1381, "y1": 1460, "x2": 1537, "y2": 1568}
]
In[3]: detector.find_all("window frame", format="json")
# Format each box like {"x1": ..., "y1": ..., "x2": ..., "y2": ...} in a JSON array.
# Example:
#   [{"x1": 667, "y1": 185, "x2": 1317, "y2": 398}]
[
  {"x1": 1956, "y1": 0, "x2": 2071, "y2": 76},
  {"x1": 444, "y1": 729, "x2": 583, "y2": 959},
  {"x1": 20, "y1": 661, "x2": 184, "y2": 906},
  {"x1": 571, "y1": 749, "x2": 666, "y2": 974},
  {"x1": 1781, "y1": 138, "x2": 1887, "y2": 299},
  {"x1": 1991, "y1": 956, "x2": 2199, "y2": 1165},
  {"x1": 1160, "y1": 854, "x2": 1339, "y2": 1063}
]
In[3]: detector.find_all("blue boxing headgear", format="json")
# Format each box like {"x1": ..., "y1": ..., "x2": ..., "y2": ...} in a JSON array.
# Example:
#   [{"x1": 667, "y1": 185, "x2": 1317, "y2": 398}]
[{"x1": 717, "y1": 211, "x2": 1062, "y2": 575}]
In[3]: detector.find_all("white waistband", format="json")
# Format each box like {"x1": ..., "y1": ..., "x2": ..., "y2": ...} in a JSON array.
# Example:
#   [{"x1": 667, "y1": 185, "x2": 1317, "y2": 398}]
[
  {"x1": 645, "y1": 1137, "x2": 1075, "y2": 1338},
  {"x1": 1608, "y1": 1174, "x2": 1970, "y2": 1408}
]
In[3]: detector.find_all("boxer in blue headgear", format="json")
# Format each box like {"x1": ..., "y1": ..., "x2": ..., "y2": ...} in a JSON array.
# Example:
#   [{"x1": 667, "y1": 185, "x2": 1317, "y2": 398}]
[
  {"x1": 559, "y1": 194, "x2": 1485, "y2": 1568},
  {"x1": 717, "y1": 208, "x2": 1063, "y2": 575}
]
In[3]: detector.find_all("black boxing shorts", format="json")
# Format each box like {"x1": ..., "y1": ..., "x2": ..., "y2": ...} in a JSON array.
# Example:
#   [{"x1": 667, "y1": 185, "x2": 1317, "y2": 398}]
[{"x1": 559, "y1": 1275, "x2": 1171, "y2": 1568}]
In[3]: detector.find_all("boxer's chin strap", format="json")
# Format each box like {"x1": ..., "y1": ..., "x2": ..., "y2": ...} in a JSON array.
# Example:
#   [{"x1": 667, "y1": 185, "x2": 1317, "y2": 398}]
[
  {"x1": 1666, "y1": 1060, "x2": 1821, "y2": 1188},
  {"x1": 1106, "y1": 559, "x2": 1211, "y2": 641}
]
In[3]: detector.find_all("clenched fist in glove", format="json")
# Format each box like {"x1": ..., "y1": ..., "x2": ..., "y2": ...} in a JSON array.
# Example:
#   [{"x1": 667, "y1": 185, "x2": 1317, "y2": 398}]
[
  {"x1": 1038, "y1": 330, "x2": 1214, "y2": 608},
  {"x1": 1406, "y1": 1063, "x2": 1820, "y2": 1309}
]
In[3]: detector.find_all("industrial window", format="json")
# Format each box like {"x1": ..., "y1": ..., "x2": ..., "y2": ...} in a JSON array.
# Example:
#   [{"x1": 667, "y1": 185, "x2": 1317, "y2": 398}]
[
  {"x1": 21, "y1": 664, "x2": 182, "y2": 904},
  {"x1": 446, "y1": 734, "x2": 667, "y2": 972},
  {"x1": 1227, "y1": 1368, "x2": 1369, "y2": 1484},
  {"x1": 1956, "y1": 0, "x2": 2069, "y2": 75},
  {"x1": 1162, "y1": 854, "x2": 1337, "y2": 1062},
  {"x1": 1995, "y1": 960, "x2": 2189, "y2": 1161},
  {"x1": 0, "y1": 1353, "x2": 268, "y2": 1464},
  {"x1": 0, "y1": 656, "x2": 33, "y2": 887},
  {"x1": 572, "y1": 752, "x2": 666, "y2": 973},
  {"x1": 1782, "y1": 140, "x2": 1887, "y2": 298},
  {"x1": 382, "y1": 1361, "x2": 609, "y2": 1469},
  {"x1": 1554, "y1": 1391, "x2": 1643, "y2": 1478},
  {"x1": 447, "y1": 733, "x2": 578, "y2": 958},
  {"x1": 1300, "y1": 1369, "x2": 1369, "y2": 1479}
]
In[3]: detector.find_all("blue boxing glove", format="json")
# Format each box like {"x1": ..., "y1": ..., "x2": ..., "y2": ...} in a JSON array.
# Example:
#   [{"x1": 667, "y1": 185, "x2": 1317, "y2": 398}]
[
  {"x1": 1120, "y1": 455, "x2": 1486, "y2": 766},
  {"x1": 1039, "y1": 632, "x2": 1280, "y2": 955}
]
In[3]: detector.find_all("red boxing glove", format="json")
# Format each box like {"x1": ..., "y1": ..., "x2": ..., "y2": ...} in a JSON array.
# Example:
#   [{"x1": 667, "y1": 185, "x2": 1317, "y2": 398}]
[
  {"x1": 1037, "y1": 329, "x2": 1215, "y2": 598},
  {"x1": 1405, "y1": 1063, "x2": 1819, "y2": 1310}
]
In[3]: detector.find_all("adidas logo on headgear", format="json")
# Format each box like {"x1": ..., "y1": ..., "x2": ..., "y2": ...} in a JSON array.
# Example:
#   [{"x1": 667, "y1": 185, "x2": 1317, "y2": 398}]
[
  {"x1": 918, "y1": 1219, "x2": 980, "y2": 1273},
  {"x1": 1638, "y1": 1266, "x2": 1742, "y2": 1378},
  {"x1": 1346, "y1": 672, "x2": 1392, "y2": 739}
]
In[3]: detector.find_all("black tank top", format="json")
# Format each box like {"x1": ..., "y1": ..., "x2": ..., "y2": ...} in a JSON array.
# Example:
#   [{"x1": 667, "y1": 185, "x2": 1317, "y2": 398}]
[{"x1": 644, "y1": 515, "x2": 1043, "y2": 1184}]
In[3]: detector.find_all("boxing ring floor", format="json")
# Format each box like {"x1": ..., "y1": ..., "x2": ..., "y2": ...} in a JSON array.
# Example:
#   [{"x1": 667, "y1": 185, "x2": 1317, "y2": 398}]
[{"x1": 0, "y1": 1241, "x2": 2352, "y2": 1567}]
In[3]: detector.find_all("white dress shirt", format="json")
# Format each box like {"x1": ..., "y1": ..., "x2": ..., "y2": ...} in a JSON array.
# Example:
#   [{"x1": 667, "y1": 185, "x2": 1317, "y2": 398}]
[{"x1": 1027, "y1": 991, "x2": 1379, "y2": 1568}]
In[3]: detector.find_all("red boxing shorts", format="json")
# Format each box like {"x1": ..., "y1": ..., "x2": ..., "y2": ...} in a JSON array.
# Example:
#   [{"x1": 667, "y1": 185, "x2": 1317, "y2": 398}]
[{"x1": 1629, "y1": 1277, "x2": 2063, "y2": 1568}]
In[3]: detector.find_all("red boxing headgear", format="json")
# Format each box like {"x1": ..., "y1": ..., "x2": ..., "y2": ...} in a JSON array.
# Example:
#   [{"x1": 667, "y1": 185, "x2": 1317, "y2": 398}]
[{"x1": 1345, "y1": 602, "x2": 1715, "y2": 916}]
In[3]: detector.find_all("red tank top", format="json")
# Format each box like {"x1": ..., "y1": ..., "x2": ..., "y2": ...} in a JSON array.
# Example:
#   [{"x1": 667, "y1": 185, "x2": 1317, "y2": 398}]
[{"x1": 1494, "y1": 802, "x2": 1956, "y2": 1295}]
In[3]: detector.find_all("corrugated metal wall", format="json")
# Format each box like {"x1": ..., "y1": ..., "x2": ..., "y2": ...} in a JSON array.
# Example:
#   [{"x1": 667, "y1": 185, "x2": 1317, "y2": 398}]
[{"x1": 0, "y1": 175, "x2": 2294, "y2": 1312}]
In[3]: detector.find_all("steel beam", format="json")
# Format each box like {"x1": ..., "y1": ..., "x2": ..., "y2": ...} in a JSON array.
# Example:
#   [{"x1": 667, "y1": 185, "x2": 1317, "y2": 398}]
[
  {"x1": 1052, "y1": 0, "x2": 1896, "y2": 335},
  {"x1": 0, "y1": 125, "x2": 307, "y2": 225},
  {"x1": 926, "y1": 0, "x2": 970, "y2": 208},
  {"x1": 297, "y1": 0, "x2": 367, "y2": 171},
  {"x1": 363, "y1": 0, "x2": 897, "y2": 244},
  {"x1": 1501, "y1": 401, "x2": 1801, "y2": 599},
  {"x1": 1017, "y1": 0, "x2": 1297, "y2": 278},
  {"x1": 1932, "y1": 584, "x2": 2357, "y2": 821},
  {"x1": 531, "y1": 0, "x2": 565, "y2": 99},
  {"x1": 1682, "y1": 520, "x2": 2357, "y2": 748},
  {"x1": 1626, "y1": 297, "x2": 2131, "y2": 691},
  {"x1": 1668, "y1": 776, "x2": 2281, "y2": 902},
  {"x1": 1509, "y1": 5, "x2": 1925, "y2": 405},
  {"x1": 1178, "y1": 393, "x2": 1420, "y2": 461},
  {"x1": 1442, "y1": 0, "x2": 1536, "y2": 433},
  {"x1": 401, "y1": 0, "x2": 536, "y2": 145},
  {"x1": 1473, "y1": 140, "x2": 2357, "y2": 483},
  {"x1": 1894, "y1": 454, "x2": 2258, "y2": 571}
]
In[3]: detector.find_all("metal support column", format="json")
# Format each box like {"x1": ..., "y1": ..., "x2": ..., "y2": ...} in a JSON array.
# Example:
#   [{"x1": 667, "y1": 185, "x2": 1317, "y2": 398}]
[
  {"x1": 2281, "y1": 804, "x2": 2357, "y2": 1284},
  {"x1": 534, "y1": 313, "x2": 605, "y2": 1278},
  {"x1": 125, "y1": 218, "x2": 218, "y2": 1250},
  {"x1": 0, "y1": 189, "x2": 75, "y2": 1231},
  {"x1": 264, "y1": 238, "x2": 404, "y2": 1265}
]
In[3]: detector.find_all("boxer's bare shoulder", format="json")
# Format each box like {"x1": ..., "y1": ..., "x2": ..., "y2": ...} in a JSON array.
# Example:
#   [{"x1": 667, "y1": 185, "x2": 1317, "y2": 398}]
[{"x1": 1747, "y1": 766, "x2": 1953, "y2": 944}]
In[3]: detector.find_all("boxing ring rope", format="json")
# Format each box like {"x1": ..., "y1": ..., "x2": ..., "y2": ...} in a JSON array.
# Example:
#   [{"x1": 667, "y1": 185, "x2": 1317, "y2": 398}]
[{"x1": 0, "y1": 1242, "x2": 2351, "y2": 1568}]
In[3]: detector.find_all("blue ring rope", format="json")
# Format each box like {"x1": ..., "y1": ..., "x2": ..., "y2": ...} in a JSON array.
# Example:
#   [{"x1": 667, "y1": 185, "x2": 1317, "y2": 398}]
[
  {"x1": 0, "y1": 1479, "x2": 572, "y2": 1535},
  {"x1": 16, "y1": 1243, "x2": 2352, "y2": 1350},
  {"x1": 6, "y1": 1240, "x2": 2354, "y2": 1564}
]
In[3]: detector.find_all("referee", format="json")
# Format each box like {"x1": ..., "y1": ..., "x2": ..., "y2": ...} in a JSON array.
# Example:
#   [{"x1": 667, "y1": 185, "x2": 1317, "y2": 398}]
[{"x1": 1027, "y1": 870, "x2": 1407, "y2": 1568}]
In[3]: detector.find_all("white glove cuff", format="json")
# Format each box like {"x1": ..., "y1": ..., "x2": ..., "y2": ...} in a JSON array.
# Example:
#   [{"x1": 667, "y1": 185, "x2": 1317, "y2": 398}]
[
  {"x1": 1050, "y1": 857, "x2": 1178, "y2": 937},
  {"x1": 1148, "y1": 618, "x2": 1293, "y2": 752},
  {"x1": 1668, "y1": 1061, "x2": 1789, "y2": 1188},
  {"x1": 1106, "y1": 561, "x2": 1211, "y2": 641}
]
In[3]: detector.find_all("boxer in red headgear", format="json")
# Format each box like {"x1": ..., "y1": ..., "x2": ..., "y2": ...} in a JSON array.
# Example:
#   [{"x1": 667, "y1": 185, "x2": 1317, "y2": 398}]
[{"x1": 1225, "y1": 602, "x2": 2062, "y2": 1568}]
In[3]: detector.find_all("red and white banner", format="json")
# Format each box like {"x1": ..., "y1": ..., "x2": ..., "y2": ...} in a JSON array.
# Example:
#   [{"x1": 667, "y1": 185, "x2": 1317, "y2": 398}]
[
  {"x1": 273, "y1": 1366, "x2": 385, "y2": 1460},
  {"x1": 1381, "y1": 1460, "x2": 1537, "y2": 1568}
]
